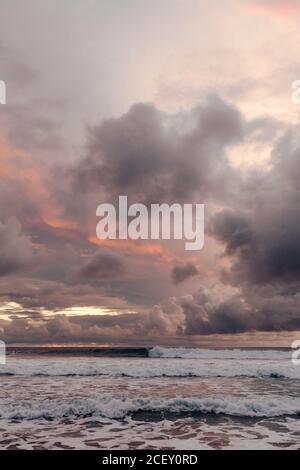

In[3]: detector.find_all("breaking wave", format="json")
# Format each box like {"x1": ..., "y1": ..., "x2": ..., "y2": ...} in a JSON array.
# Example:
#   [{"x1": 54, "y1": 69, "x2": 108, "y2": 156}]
[
  {"x1": 149, "y1": 346, "x2": 290, "y2": 360},
  {"x1": 1, "y1": 396, "x2": 300, "y2": 421},
  {"x1": 0, "y1": 354, "x2": 298, "y2": 379}
]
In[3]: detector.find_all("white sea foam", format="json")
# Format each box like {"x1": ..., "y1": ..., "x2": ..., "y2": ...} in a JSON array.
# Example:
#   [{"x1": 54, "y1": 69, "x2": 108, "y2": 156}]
[
  {"x1": 1, "y1": 414, "x2": 300, "y2": 450},
  {"x1": 1, "y1": 396, "x2": 300, "y2": 420},
  {"x1": 0, "y1": 356, "x2": 299, "y2": 379},
  {"x1": 149, "y1": 346, "x2": 290, "y2": 360}
]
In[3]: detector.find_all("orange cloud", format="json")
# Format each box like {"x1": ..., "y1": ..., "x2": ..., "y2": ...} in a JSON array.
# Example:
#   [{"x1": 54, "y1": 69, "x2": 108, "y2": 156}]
[
  {"x1": 241, "y1": 0, "x2": 300, "y2": 16},
  {"x1": 89, "y1": 235, "x2": 163, "y2": 256},
  {"x1": 0, "y1": 134, "x2": 77, "y2": 232}
]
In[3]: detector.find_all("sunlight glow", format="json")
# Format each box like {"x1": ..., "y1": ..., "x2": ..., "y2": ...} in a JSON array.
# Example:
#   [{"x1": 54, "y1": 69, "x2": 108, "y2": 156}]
[
  {"x1": 55, "y1": 306, "x2": 133, "y2": 317},
  {"x1": 0, "y1": 302, "x2": 136, "y2": 320}
]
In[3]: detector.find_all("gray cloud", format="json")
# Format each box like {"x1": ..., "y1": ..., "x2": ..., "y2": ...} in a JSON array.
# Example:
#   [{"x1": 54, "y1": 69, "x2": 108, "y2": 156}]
[
  {"x1": 62, "y1": 96, "x2": 244, "y2": 222},
  {"x1": 180, "y1": 290, "x2": 253, "y2": 335},
  {"x1": 2, "y1": 281, "x2": 300, "y2": 343},
  {"x1": 0, "y1": 0, "x2": 299, "y2": 345},
  {"x1": 0, "y1": 218, "x2": 33, "y2": 276},
  {"x1": 78, "y1": 250, "x2": 125, "y2": 280},
  {"x1": 211, "y1": 126, "x2": 300, "y2": 285},
  {"x1": 0, "y1": 89, "x2": 299, "y2": 341},
  {"x1": 172, "y1": 262, "x2": 199, "y2": 284}
]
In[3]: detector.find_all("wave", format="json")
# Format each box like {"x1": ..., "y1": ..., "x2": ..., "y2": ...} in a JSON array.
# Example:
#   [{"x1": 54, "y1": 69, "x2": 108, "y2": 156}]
[
  {"x1": 0, "y1": 356, "x2": 299, "y2": 379},
  {"x1": 1, "y1": 396, "x2": 300, "y2": 420},
  {"x1": 149, "y1": 346, "x2": 290, "y2": 360},
  {"x1": 7, "y1": 346, "x2": 290, "y2": 360},
  {"x1": 7, "y1": 347, "x2": 149, "y2": 358}
]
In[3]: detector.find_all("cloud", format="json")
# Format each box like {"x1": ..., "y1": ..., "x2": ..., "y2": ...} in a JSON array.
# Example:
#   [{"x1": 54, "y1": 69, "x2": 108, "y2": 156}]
[
  {"x1": 210, "y1": 210, "x2": 252, "y2": 255},
  {"x1": 0, "y1": 218, "x2": 33, "y2": 276},
  {"x1": 241, "y1": 0, "x2": 300, "y2": 17},
  {"x1": 0, "y1": 1, "x2": 299, "y2": 345},
  {"x1": 63, "y1": 96, "x2": 244, "y2": 219},
  {"x1": 0, "y1": 304, "x2": 183, "y2": 344},
  {"x1": 180, "y1": 284, "x2": 300, "y2": 335},
  {"x1": 78, "y1": 250, "x2": 125, "y2": 280},
  {"x1": 180, "y1": 289, "x2": 254, "y2": 335},
  {"x1": 171, "y1": 262, "x2": 199, "y2": 284},
  {"x1": 211, "y1": 125, "x2": 300, "y2": 285},
  {"x1": 2, "y1": 281, "x2": 300, "y2": 343},
  {"x1": 0, "y1": 92, "x2": 299, "y2": 341},
  {"x1": 0, "y1": 277, "x2": 132, "y2": 313}
]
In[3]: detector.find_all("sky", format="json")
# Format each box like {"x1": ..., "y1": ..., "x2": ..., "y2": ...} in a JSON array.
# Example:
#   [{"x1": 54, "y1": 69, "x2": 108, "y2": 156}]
[{"x1": 0, "y1": 0, "x2": 300, "y2": 346}]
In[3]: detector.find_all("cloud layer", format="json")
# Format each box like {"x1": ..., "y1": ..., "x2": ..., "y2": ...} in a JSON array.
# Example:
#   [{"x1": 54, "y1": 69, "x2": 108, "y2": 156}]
[{"x1": 0, "y1": 0, "x2": 300, "y2": 344}]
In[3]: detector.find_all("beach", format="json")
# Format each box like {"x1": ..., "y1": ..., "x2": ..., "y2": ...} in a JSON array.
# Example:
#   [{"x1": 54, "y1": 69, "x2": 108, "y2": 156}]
[{"x1": 0, "y1": 347, "x2": 299, "y2": 450}]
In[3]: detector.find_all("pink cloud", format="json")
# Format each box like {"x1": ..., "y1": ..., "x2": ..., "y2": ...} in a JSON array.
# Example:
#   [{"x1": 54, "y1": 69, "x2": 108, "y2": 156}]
[{"x1": 241, "y1": 0, "x2": 300, "y2": 16}]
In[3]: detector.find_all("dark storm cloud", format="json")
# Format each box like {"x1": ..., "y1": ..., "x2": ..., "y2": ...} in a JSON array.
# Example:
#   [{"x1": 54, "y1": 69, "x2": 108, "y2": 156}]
[
  {"x1": 180, "y1": 290, "x2": 253, "y2": 335},
  {"x1": 171, "y1": 262, "x2": 199, "y2": 284},
  {"x1": 211, "y1": 126, "x2": 300, "y2": 285},
  {"x1": 2, "y1": 282, "x2": 299, "y2": 342},
  {"x1": 78, "y1": 251, "x2": 125, "y2": 280},
  {"x1": 0, "y1": 307, "x2": 180, "y2": 344},
  {"x1": 0, "y1": 0, "x2": 299, "y2": 345},
  {"x1": 210, "y1": 210, "x2": 253, "y2": 255},
  {"x1": 180, "y1": 289, "x2": 300, "y2": 335},
  {"x1": 1, "y1": 87, "x2": 299, "y2": 341},
  {"x1": 62, "y1": 96, "x2": 244, "y2": 221}
]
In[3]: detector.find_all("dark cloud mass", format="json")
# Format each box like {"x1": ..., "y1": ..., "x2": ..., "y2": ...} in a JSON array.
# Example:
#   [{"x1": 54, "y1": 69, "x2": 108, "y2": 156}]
[
  {"x1": 211, "y1": 127, "x2": 300, "y2": 286},
  {"x1": 78, "y1": 251, "x2": 125, "y2": 280},
  {"x1": 180, "y1": 286, "x2": 300, "y2": 335},
  {"x1": 63, "y1": 97, "x2": 244, "y2": 216},
  {"x1": 1, "y1": 70, "x2": 300, "y2": 342},
  {"x1": 172, "y1": 263, "x2": 199, "y2": 284}
]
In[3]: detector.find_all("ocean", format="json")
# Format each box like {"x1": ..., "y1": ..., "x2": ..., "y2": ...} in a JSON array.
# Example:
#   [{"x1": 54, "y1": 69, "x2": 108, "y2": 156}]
[{"x1": 0, "y1": 346, "x2": 299, "y2": 450}]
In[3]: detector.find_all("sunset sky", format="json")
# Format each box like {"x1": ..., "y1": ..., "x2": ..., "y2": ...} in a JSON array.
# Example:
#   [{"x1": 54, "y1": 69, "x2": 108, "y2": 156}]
[{"x1": 0, "y1": 0, "x2": 300, "y2": 346}]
